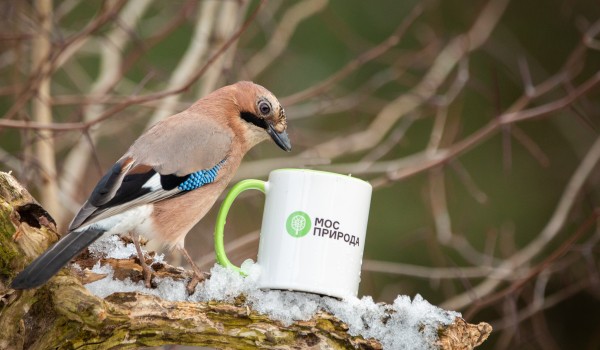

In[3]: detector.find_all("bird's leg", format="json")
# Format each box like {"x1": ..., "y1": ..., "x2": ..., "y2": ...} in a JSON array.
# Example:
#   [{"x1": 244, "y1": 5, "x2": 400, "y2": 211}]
[
  {"x1": 178, "y1": 246, "x2": 209, "y2": 294},
  {"x1": 130, "y1": 232, "x2": 153, "y2": 288}
]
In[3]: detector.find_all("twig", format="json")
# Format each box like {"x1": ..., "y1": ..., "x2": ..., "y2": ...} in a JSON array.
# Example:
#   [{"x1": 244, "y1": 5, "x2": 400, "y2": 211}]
[
  {"x1": 2, "y1": 0, "x2": 127, "y2": 123},
  {"x1": 318, "y1": 71, "x2": 600, "y2": 180},
  {"x1": 492, "y1": 277, "x2": 589, "y2": 331},
  {"x1": 583, "y1": 19, "x2": 600, "y2": 50},
  {"x1": 442, "y1": 137, "x2": 600, "y2": 310},
  {"x1": 299, "y1": 0, "x2": 509, "y2": 160},
  {"x1": 429, "y1": 167, "x2": 453, "y2": 244},
  {"x1": 462, "y1": 210, "x2": 600, "y2": 318},
  {"x1": 362, "y1": 259, "x2": 512, "y2": 279},
  {"x1": 281, "y1": 3, "x2": 422, "y2": 106},
  {"x1": 58, "y1": 0, "x2": 153, "y2": 225},
  {"x1": 359, "y1": 114, "x2": 417, "y2": 164},
  {"x1": 197, "y1": 0, "x2": 248, "y2": 98},
  {"x1": 449, "y1": 161, "x2": 488, "y2": 204},
  {"x1": 145, "y1": 0, "x2": 220, "y2": 127},
  {"x1": 0, "y1": 0, "x2": 266, "y2": 133},
  {"x1": 244, "y1": 0, "x2": 329, "y2": 79},
  {"x1": 121, "y1": 1, "x2": 196, "y2": 74},
  {"x1": 287, "y1": 66, "x2": 405, "y2": 120},
  {"x1": 510, "y1": 125, "x2": 550, "y2": 167},
  {"x1": 235, "y1": 156, "x2": 330, "y2": 180}
]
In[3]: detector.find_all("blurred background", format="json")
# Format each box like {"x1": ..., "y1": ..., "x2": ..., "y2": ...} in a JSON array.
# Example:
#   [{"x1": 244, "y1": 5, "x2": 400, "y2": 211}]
[{"x1": 1, "y1": 0, "x2": 600, "y2": 348}]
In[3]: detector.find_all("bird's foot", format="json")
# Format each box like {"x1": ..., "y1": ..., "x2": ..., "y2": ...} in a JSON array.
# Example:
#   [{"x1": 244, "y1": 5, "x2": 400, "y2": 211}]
[
  {"x1": 131, "y1": 253, "x2": 155, "y2": 288},
  {"x1": 186, "y1": 271, "x2": 210, "y2": 295},
  {"x1": 177, "y1": 246, "x2": 211, "y2": 294},
  {"x1": 142, "y1": 263, "x2": 153, "y2": 289},
  {"x1": 129, "y1": 232, "x2": 154, "y2": 288}
]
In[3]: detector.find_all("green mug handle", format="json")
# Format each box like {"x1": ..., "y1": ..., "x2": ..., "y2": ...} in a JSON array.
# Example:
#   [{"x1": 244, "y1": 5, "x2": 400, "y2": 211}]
[{"x1": 214, "y1": 179, "x2": 266, "y2": 275}]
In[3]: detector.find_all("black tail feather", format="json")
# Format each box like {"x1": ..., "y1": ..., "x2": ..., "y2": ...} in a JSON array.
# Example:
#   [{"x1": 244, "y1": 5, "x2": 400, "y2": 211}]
[{"x1": 10, "y1": 226, "x2": 105, "y2": 290}]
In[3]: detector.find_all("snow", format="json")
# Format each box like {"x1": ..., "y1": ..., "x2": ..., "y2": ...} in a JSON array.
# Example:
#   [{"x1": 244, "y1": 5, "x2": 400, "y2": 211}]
[
  {"x1": 84, "y1": 235, "x2": 460, "y2": 350},
  {"x1": 88, "y1": 234, "x2": 137, "y2": 259},
  {"x1": 86, "y1": 262, "x2": 188, "y2": 301},
  {"x1": 88, "y1": 233, "x2": 165, "y2": 262}
]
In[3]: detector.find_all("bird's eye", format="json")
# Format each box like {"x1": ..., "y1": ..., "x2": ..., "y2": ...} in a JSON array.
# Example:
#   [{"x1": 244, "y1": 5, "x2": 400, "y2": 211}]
[{"x1": 259, "y1": 101, "x2": 271, "y2": 115}]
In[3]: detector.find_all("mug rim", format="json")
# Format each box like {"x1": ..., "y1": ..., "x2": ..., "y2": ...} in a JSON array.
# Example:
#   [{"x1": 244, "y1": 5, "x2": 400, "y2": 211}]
[{"x1": 270, "y1": 168, "x2": 371, "y2": 187}]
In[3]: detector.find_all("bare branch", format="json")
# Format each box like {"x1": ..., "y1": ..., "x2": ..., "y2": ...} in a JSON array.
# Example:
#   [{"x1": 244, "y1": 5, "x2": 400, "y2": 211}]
[
  {"x1": 145, "y1": 0, "x2": 220, "y2": 127},
  {"x1": 362, "y1": 259, "x2": 512, "y2": 279},
  {"x1": 2, "y1": 1, "x2": 127, "y2": 122},
  {"x1": 197, "y1": 0, "x2": 248, "y2": 98},
  {"x1": 58, "y1": 0, "x2": 153, "y2": 225},
  {"x1": 442, "y1": 137, "x2": 600, "y2": 309},
  {"x1": 0, "y1": 0, "x2": 265, "y2": 133},
  {"x1": 245, "y1": 0, "x2": 329, "y2": 79},
  {"x1": 317, "y1": 71, "x2": 600, "y2": 181},
  {"x1": 300, "y1": 0, "x2": 509, "y2": 160},
  {"x1": 281, "y1": 3, "x2": 422, "y2": 106}
]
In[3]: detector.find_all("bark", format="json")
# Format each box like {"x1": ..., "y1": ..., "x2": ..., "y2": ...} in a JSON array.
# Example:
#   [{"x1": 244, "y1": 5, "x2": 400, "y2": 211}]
[{"x1": 0, "y1": 172, "x2": 491, "y2": 349}]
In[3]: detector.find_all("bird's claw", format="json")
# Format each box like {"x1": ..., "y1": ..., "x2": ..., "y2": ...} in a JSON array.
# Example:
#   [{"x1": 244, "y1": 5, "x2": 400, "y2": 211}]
[
  {"x1": 142, "y1": 267, "x2": 153, "y2": 289},
  {"x1": 186, "y1": 271, "x2": 210, "y2": 295}
]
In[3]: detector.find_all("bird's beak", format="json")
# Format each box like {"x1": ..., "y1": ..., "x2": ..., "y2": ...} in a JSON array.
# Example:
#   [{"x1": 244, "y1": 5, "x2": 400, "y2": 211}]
[{"x1": 267, "y1": 124, "x2": 292, "y2": 152}]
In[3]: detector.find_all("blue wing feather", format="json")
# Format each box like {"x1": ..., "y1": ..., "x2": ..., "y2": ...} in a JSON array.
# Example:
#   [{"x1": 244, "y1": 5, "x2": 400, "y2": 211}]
[{"x1": 177, "y1": 160, "x2": 225, "y2": 191}]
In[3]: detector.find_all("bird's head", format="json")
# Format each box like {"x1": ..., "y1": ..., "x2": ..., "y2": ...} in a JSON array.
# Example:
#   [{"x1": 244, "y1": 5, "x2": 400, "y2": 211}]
[{"x1": 227, "y1": 81, "x2": 291, "y2": 152}]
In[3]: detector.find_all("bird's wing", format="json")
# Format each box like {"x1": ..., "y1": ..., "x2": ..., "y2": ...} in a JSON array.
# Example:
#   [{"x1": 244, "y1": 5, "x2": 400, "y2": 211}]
[
  {"x1": 129, "y1": 110, "x2": 234, "y2": 176},
  {"x1": 68, "y1": 114, "x2": 233, "y2": 231}
]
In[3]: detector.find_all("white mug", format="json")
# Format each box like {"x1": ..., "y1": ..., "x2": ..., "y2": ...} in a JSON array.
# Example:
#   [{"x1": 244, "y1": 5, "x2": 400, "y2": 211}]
[{"x1": 214, "y1": 168, "x2": 372, "y2": 298}]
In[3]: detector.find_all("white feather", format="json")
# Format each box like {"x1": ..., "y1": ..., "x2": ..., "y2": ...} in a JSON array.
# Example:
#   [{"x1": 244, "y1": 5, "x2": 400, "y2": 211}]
[
  {"x1": 142, "y1": 172, "x2": 162, "y2": 191},
  {"x1": 78, "y1": 205, "x2": 156, "y2": 239}
]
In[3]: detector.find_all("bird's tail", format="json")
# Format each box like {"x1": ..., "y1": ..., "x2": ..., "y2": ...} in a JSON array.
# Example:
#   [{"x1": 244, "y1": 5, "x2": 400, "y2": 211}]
[{"x1": 10, "y1": 226, "x2": 105, "y2": 290}]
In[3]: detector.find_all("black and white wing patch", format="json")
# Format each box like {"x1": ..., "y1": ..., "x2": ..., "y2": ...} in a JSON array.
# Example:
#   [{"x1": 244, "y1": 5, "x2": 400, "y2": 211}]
[{"x1": 68, "y1": 157, "x2": 226, "y2": 231}]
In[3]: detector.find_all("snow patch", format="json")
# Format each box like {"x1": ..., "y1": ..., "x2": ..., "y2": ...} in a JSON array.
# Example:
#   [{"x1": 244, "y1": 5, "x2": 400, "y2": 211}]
[{"x1": 88, "y1": 234, "x2": 164, "y2": 262}]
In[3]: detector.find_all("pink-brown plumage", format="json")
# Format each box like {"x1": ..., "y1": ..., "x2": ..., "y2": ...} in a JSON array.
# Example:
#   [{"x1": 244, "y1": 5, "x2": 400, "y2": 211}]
[{"x1": 11, "y1": 81, "x2": 290, "y2": 290}]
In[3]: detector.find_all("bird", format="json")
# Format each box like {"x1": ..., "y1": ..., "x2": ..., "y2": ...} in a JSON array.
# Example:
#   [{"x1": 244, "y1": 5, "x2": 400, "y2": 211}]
[{"x1": 11, "y1": 81, "x2": 291, "y2": 291}]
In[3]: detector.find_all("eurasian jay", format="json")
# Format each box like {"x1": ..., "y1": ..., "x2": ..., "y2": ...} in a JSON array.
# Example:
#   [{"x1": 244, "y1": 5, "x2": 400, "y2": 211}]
[{"x1": 11, "y1": 81, "x2": 291, "y2": 290}]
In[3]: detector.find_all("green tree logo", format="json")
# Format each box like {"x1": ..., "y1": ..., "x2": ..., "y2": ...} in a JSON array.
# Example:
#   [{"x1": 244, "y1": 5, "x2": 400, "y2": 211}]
[{"x1": 285, "y1": 211, "x2": 311, "y2": 238}]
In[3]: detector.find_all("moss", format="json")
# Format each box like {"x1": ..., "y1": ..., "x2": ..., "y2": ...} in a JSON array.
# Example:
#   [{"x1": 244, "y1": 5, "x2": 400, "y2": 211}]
[
  {"x1": 0, "y1": 200, "x2": 18, "y2": 276},
  {"x1": 0, "y1": 200, "x2": 16, "y2": 237},
  {"x1": 316, "y1": 318, "x2": 337, "y2": 332}
]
